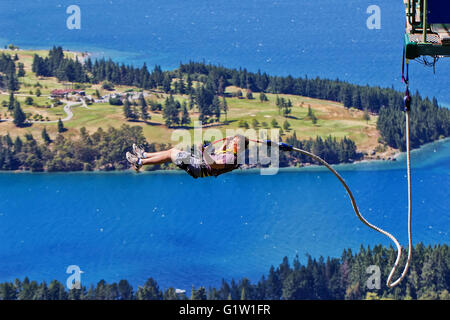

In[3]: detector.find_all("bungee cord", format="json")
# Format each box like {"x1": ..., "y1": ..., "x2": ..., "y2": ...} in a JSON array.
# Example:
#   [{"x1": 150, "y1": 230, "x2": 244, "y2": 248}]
[
  {"x1": 261, "y1": 138, "x2": 412, "y2": 288},
  {"x1": 207, "y1": 123, "x2": 413, "y2": 288}
]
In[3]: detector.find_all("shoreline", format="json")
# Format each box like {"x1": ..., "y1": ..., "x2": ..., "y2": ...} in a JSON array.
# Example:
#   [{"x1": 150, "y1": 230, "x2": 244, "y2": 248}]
[{"x1": 1, "y1": 137, "x2": 448, "y2": 175}]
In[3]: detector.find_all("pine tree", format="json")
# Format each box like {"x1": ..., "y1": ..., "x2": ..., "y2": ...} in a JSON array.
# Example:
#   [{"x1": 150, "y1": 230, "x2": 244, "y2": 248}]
[
  {"x1": 276, "y1": 96, "x2": 282, "y2": 114},
  {"x1": 13, "y1": 101, "x2": 26, "y2": 127},
  {"x1": 191, "y1": 286, "x2": 207, "y2": 300},
  {"x1": 139, "y1": 94, "x2": 150, "y2": 121},
  {"x1": 17, "y1": 63, "x2": 25, "y2": 77},
  {"x1": 363, "y1": 108, "x2": 370, "y2": 124},
  {"x1": 259, "y1": 92, "x2": 268, "y2": 102},
  {"x1": 265, "y1": 266, "x2": 282, "y2": 299},
  {"x1": 118, "y1": 280, "x2": 133, "y2": 300},
  {"x1": 218, "y1": 76, "x2": 226, "y2": 96},
  {"x1": 188, "y1": 93, "x2": 195, "y2": 110},
  {"x1": 307, "y1": 105, "x2": 317, "y2": 124},
  {"x1": 162, "y1": 74, "x2": 172, "y2": 93},
  {"x1": 240, "y1": 287, "x2": 247, "y2": 300},
  {"x1": 252, "y1": 118, "x2": 259, "y2": 129},
  {"x1": 181, "y1": 103, "x2": 191, "y2": 126},
  {"x1": 41, "y1": 128, "x2": 51, "y2": 144},
  {"x1": 57, "y1": 118, "x2": 65, "y2": 133},
  {"x1": 136, "y1": 278, "x2": 162, "y2": 300},
  {"x1": 8, "y1": 91, "x2": 14, "y2": 111},
  {"x1": 212, "y1": 96, "x2": 221, "y2": 122},
  {"x1": 222, "y1": 97, "x2": 228, "y2": 122},
  {"x1": 283, "y1": 99, "x2": 292, "y2": 117},
  {"x1": 186, "y1": 74, "x2": 193, "y2": 94},
  {"x1": 163, "y1": 288, "x2": 179, "y2": 300},
  {"x1": 25, "y1": 97, "x2": 34, "y2": 105},
  {"x1": 13, "y1": 136, "x2": 23, "y2": 153},
  {"x1": 162, "y1": 95, "x2": 180, "y2": 127},
  {"x1": 307, "y1": 105, "x2": 313, "y2": 118},
  {"x1": 162, "y1": 97, "x2": 172, "y2": 127},
  {"x1": 123, "y1": 99, "x2": 133, "y2": 120},
  {"x1": 178, "y1": 79, "x2": 186, "y2": 94},
  {"x1": 7, "y1": 70, "x2": 19, "y2": 92}
]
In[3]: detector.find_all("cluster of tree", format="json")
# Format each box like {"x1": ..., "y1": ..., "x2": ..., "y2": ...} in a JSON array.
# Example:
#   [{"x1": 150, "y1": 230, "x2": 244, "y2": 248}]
[
  {"x1": 32, "y1": 47, "x2": 87, "y2": 83},
  {"x1": 162, "y1": 85, "x2": 225, "y2": 126},
  {"x1": 1, "y1": 243, "x2": 447, "y2": 300},
  {"x1": 259, "y1": 92, "x2": 269, "y2": 102},
  {"x1": 377, "y1": 93, "x2": 450, "y2": 151},
  {"x1": 2, "y1": 92, "x2": 27, "y2": 127},
  {"x1": 172, "y1": 77, "x2": 191, "y2": 95},
  {"x1": 237, "y1": 118, "x2": 292, "y2": 132},
  {"x1": 32, "y1": 47, "x2": 165, "y2": 89},
  {"x1": 123, "y1": 94, "x2": 150, "y2": 122},
  {"x1": 162, "y1": 95, "x2": 191, "y2": 127},
  {"x1": 276, "y1": 96, "x2": 292, "y2": 117},
  {"x1": 0, "y1": 53, "x2": 19, "y2": 91},
  {"x1": 176, "y1": 61, "x2": 406, "y2": 114},
  {"x1": 306, "y1": 105, "x2": 318, "y2": 124},
  {"x1": 279, "y1": 132, "x2": 360, "y2": 165},
  {"x1": 0, "y1": 127, "x2": 360, "y2": 173},
  {"x1": 193, "y1": 85, "x2": 224, "y2": 123},
  {"x1": 87, "y1": 60, "x2": 165, "y2": 90},
  {"x1": 0, "y1": 125, "x2": 165, "y2": 172}
]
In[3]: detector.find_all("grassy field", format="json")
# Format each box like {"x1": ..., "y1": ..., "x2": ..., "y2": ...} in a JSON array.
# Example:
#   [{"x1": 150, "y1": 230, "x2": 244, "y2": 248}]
[{"x1": 0, "y1": 49, "x2": 383, "y2": 154}]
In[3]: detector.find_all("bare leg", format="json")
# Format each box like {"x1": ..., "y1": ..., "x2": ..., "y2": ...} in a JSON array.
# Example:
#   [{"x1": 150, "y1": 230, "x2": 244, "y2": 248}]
[
  {"x1": 141, "y1": 148, "x2": 182, "y2": 166},
  {"x1": 142, "y1": 150, "x2": 171, "y2": 159}
]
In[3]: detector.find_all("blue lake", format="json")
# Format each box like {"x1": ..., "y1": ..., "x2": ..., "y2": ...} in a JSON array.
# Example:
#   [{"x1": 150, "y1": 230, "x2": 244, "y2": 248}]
[{"x1": 0, "y1": 139, "x2": 449, "y2": 290}]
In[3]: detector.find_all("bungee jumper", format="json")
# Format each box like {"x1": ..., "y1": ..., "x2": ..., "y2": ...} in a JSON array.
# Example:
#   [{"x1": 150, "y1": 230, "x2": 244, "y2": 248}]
[{"x1": 126, "y1": 135, "x2": 250, "y2": 179}]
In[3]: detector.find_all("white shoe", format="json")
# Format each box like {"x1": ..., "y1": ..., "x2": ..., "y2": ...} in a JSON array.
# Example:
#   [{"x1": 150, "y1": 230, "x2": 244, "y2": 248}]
[
  {"x1": 133, "y1": 143, "x2": 146, "y2": 159},
  {"x1": 126, "y1": 152, "x2": 142, "y2": 172}
]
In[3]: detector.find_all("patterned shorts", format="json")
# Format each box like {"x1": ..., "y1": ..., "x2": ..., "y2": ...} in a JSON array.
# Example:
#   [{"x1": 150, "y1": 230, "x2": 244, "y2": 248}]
[{"x1": 174, "y1": 151, "x2": 211, "y2": 179}]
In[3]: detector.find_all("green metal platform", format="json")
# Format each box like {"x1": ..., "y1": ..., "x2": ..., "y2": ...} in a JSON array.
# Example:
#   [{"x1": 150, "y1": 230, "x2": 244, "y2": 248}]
[
  {"x1": 404, "y1": 0, "x2": 450, "y2": 59},
  {"x1": 405, "y1": 33, "x2": 450, "y2": 59}
]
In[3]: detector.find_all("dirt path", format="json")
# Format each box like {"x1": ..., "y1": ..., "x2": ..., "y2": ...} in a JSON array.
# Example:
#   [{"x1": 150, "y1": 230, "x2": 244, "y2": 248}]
[{"x1": 2, "y1": 99, "x2": 80, "y2": 124}]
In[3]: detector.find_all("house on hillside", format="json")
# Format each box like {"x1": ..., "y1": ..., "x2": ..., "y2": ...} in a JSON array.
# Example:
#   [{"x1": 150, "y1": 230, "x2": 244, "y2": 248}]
[{"x1": 50, "y1": 89, "x2": 85, "y2": 100}]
